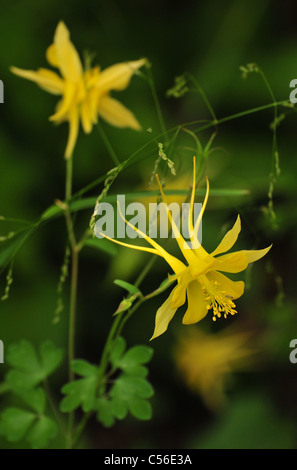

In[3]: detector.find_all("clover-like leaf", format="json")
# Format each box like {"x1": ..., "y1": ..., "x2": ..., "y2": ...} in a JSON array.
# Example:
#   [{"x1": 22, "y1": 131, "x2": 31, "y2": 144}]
[
  {"x1": 22, "y1": 387, "x2": 46, "y2": 414},
  {"x1": 27, "y1": 415, "x2": 57, "y2": 449},
  {"x1": 112, "y1": 375, "x2": 154, "y2": 400},
  {"x1": 0, "y1": 408, "x2": 36, "y2": 442},
  {"x1": 60, "y1": 359, "x2": 98, "y2": 413},
  {"x1": 0, "y1": 405, "x2": 57, "y2": 448},
  {"x1": 96, "y1": 398, "x2": 116, "y2": 428},
  {"x1": 109, "y1": 337, "x2": 126, "y2": 366},
  {"x1": 117, "y1": 345, "x2": 154, "y2": 371},
  {"x1": 5, "y1": 340, "x2": 63, "y2": 394},
  {"x1": 129, "y1": 397, "x2": 152, "y2": 420},
  {"x1": 96, "y1": 373, "x2": 155, "y2": 426}
]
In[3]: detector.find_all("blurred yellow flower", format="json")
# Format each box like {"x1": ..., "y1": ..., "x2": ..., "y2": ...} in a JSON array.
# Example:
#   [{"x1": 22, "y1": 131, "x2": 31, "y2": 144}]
[
  {"x1": 100, "y1": 157, "x2": 271, "y2": 340},
  {"x1": 174, "y1": 327, "x2": 257, "y2": 409},
  {"x1": 11, "y1": 21, "x2": 146, "y2": 158}
]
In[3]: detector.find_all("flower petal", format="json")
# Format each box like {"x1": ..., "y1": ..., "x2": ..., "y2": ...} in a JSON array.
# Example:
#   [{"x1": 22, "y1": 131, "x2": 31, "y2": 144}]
[
  {"x1": 150, "y1": 289, "x2": 178, "y2": 340},
  {"x1": 239, "y1": 245, "x2": 272, "y2": 263},
  {"x1": 98, "y1": 95, "x2": 141, "y2": 130},
  {"x1": 211, "y1": 215, "x2": 241, "y2": 256},
  {"x1": 49, "y1": 81, "x2": 76, "y2": 122},
  {"x1": 182, "y1": 280, "x2": 208, "y2": 325},
  {"x1": 64, "y1": 105, "x2": 80, "y2": 159},
  {"x1": 206, "y1": 271, "x2": 245, "y2": 300},
  {"x1": 115, "y1": 201, "x2": 186, "y2": 274},
  {"x1": 54, "y1": 21, "x2": 83, "y2": 81},
  {"x1": 96, "y1": 59, "x2": 146, "y2": 93},
  {"x1": 155, "y1": 174, "x2": 198, "y2": 268},
  {"x1": 81, "y1": 100, "x2": 94, "y2": 133},
  {"x1": 214, "y1": 251, "x2": 249, "y2": 273},
  {"x1": 46, "y1": 43, "x2": 59, "y2": 68},
  {"x1": 171, "y1": 271, "x2": 192, "y2": 309},
  {"x1": 11, "y1": 67, "x2": 64, "y2": 95}
]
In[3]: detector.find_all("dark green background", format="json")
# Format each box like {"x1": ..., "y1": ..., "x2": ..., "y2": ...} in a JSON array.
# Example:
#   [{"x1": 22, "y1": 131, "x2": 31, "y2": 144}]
[{"x1": 0, "y1": 0, "x2": 297, "y2": 449}]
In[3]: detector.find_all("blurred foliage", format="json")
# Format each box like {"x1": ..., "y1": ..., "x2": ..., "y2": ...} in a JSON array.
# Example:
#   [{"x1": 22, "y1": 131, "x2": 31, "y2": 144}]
[{"x1": 0, "y1": 0, "x2": 297, "y2": 449}]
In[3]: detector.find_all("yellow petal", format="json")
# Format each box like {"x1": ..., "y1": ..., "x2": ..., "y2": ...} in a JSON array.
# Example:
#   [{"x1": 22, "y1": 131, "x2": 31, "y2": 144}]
[
  {"x1": 81, "y1": 100, "x2": 93, "y2": 133},
  {"x1": 54, "y1": 21, "x2": 83, "y2": 81},
  {"x1": 182, "y1": 280, "x2": 208, "y2": 325},
  {"x1": 194, "y1": 176, "x2": 209, "y2": 241},
  {"x1": 239, "y1": 245, "x2": 272, "y2": 263},
  {"x1": 49, "y1": 81, "x2": 76, "y2": 122},
  {"x1": 214, "y1": 251, "x2": 249, "y2": 273},
  {"x1": 206, "y1": 271, "x2": 245, "y2": 300},
  {"x1": 96, "y1": 59, "x2": 146, "y2": 93},
  {"x1": 211, "y1": 215, "x2": 241, "y2": 256},
  {"x1": 98, "y1": 95, "x2": 141, "y2": 130},
  {"x1": 64, "y1": 106, "x2": 79, "y2": 159},
  {"x1": 46, "y1": 43, "x2": 59, "y2": 68},
  {"x1": 116, "y1": 201, "x2": 186, "y2": 274},
  {"x1": 150, "y1": 288, "x2": 178, "y2": 340},
  {"x1": 188, "y1": 156, "x2": 198, "y2": 245},
  {"x1": 171, "y1": 278, "x2": 187, "y2": 309},
  {"x1": 11, "y1": 67, "x2": 64, "y2": 95},
  {"x1": 155, "y1": 174, "x2": 198, "y2": 267},
  {"x1": 97, "y1": 232, "x2": 160, "y2": 257}
]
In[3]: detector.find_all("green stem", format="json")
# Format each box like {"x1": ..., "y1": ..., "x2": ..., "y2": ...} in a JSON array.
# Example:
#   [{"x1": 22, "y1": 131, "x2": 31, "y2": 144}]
[
  {"x1": 146, "y1": 66, "x2": 169, "y2": 144},
  {"x1": 43, "y1": 379, "x2": 67, "y2": 439},
  {"x1": 97, "y1": 122, "x2": 120, "y2": 166},
  {"x1": 186, "y1": 72, "x2": 218, "y2": 123},
  {"x1": 64, "y1": 155, "x2": 80, "y2": 449}
]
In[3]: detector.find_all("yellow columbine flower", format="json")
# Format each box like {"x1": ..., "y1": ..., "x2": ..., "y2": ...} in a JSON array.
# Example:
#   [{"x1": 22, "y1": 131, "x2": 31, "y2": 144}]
[
  {"x1": 174, "y1": 327, "x2": 257, "y2": 409},
  {"x1": 100, "y1": 157, "x2": 271, "y2": 340},
  {"x1": 11, "y1": 21, "x2": 146, "y2": 159}
]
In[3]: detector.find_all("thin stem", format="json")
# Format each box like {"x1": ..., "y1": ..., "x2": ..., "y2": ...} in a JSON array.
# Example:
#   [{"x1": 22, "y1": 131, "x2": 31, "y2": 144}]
[
  {"x1": 146, "y1": 66, "x2": 169, "y2": 144},
  {"x1": 68, "y1": 247, "x2": 79, "y2": 382},
  {"x1": 97, "y1": 122, "x2": 120, "y2": 166},
  {"x1": 72, "y1": 412, "x2": 91, "y2": 448},
  {"x1": 64, "y1": 155, "x2": 81, "y2": 449},
  {"x1": 43, "y1": 379, "x2": 67, "y2": 439},
  {"x1": 186, "y1": 72, "x2": 218, "y2": 123},
  {"x1": 65, "y1": 158, "x2": 73, "y2": 202},
  {"x1": 134, "y1": 256, "x2": 157, "y2": 288}
]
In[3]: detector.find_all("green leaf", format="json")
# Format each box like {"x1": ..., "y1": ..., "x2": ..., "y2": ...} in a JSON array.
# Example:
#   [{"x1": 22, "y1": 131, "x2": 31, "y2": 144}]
[
  {"x1": 39, "y1": 341, "x2": 64, "y2": 377},
  {"x1": 22, "y1": 388, "x2": 46, "y2": 414},
  {"x1": 123, "y1": 365, "x2": 149, "y2": 377},
  {"x1": 114, "y1": 298, "x2": 133, "y2": 315},
  {"x1": 5, "y1": 340, "x2": 63, "y2": 394},
  {"x1": 129, "y1": 397, "x2": 152, "y2": 421},
  {"x1": 111, "y1": 375, "x2": 154, "y2": 401},
  {"x1": 27, "y1": 416, "x2": 57, "y2": 449},
  {"x1": 0, "y1": 405, "x2": 57, "y2": 448},
  {"x1": 60, "y1": 376, "x2": 97, "y2": 413},
  {"x1": 114, "y1": 279, "x2": 142, "y2": 296},
  {"x1": 109, "y1": 337, "x2": 126, "y2": 366},
  {"x1": 83, "y1": 237, "x2": 118, "y2": 256},
  {"x1": 110, "y1": 396, "x2": 128, "y2": 420},
  {"x1": 96, "y1": 398, "x2": 116, "y2": 428},
  {"x1": 0, "y1": 408, "x2": 35, "y2": 441},
  {"x1": 60, "y1": 360, "x2": 99, "y2": 413},
  {"x1": 117, "y1": 346, "x2": 154, "y2": 371},
  {"x1": 70, "y1": 359, "x2": 98, "y2": 377}
]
